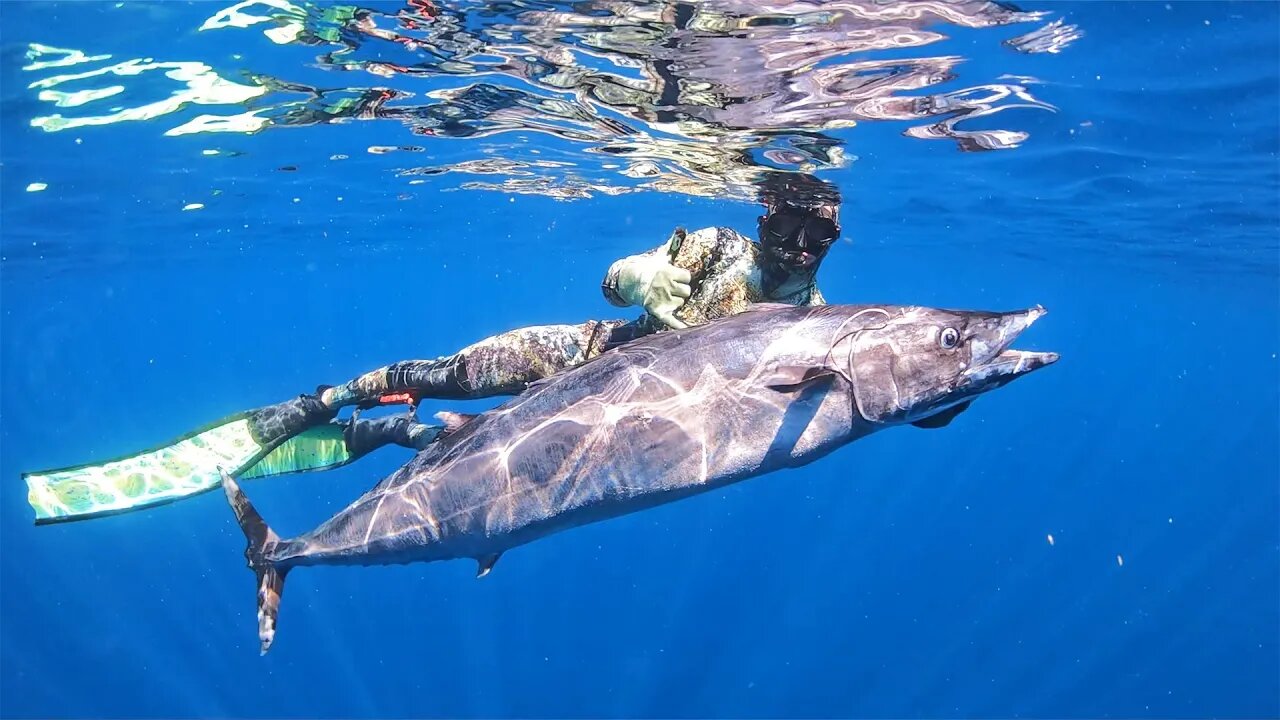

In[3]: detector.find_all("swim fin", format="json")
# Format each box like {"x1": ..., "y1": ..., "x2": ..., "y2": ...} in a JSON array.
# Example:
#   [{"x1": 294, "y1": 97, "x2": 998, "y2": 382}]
[
  {"x1": 239, "y1": 422, "x2": 354, "y2": 481},
  {"x1": 23, "y1": 412, "x2": 357, "y2": 525},
  {"x1": 23, "y1": 390, "x2": 441, "y2": 524}
]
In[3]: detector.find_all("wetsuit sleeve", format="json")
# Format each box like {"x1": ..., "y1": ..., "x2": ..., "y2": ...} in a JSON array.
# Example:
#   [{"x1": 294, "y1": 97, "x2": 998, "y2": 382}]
[
  {"x1": 665, "y1": 227, "x2": 739, "y2": 287},
  {"x1": 662, "y1": 227, "x2": 758, "y2": 327},
  {"x1": 325, "y1": 319, "x2": 629, "y2": 405}
]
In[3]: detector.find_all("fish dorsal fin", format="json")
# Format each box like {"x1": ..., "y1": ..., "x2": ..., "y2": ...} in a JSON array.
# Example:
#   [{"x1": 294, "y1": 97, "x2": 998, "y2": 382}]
[
  {"x1": 911, "y1": 400, "x2": 973, "y2": 429},
  {"x1": 434, "y1": 411, "x2": 478, "y2": 433},
  {"x1": 476, "y1": 553, "x2": 502, "y2": 578},
  {"x1": 763, "y1": 365, "x2": 837, "y2": 393}
]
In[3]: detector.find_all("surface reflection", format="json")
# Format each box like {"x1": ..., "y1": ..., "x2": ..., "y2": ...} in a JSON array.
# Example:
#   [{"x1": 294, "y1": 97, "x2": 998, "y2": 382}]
[{"x1": 26, "y1": 0, "x2": 1079, "y2": 200}]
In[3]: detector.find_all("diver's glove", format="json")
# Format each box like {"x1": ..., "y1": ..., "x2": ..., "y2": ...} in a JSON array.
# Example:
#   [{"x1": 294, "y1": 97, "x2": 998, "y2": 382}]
[{"x1": 613, "y1": 231, "x2": 693, "y2": 330}]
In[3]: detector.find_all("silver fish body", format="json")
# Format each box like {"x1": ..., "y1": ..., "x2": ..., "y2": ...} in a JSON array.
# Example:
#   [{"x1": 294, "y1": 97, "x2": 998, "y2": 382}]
[{"x1": 221, "y1": 302, "x2": 1057, "y2": 653}]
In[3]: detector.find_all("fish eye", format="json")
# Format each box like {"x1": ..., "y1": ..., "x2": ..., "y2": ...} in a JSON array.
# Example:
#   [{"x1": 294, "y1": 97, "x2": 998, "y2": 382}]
[{"x1": 939, "y1": 327, "x2": 960, "y2": 350}]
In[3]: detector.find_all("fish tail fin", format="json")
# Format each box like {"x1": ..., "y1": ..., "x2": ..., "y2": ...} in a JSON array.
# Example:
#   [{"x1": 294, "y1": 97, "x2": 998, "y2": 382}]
[{"x1": 219, "y1": 467, "x2": 290, "y2": 655}]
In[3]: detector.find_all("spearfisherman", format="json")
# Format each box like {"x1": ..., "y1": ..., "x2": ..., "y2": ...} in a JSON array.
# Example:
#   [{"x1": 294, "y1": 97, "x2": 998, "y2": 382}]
[{"x1": 25, "y1": 176, "x2": 846, "y2": 523}]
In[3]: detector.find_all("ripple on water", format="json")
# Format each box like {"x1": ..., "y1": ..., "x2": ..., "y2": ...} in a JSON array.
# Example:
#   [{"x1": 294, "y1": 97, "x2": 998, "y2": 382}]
[{"x1": 20, "y1": 1, "x2": 1081, "y2": 204}]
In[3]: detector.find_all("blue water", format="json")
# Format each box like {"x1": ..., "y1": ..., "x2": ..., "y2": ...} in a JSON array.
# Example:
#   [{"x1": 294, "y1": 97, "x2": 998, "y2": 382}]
[{"x1": 1, "y1": 1, "x2": 1277, "y2": 717}]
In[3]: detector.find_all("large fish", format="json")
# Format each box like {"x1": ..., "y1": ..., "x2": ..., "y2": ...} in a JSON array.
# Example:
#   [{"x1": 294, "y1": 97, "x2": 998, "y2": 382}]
[{"x1": 221, "y1": 303, "x2": 1058, "y2": 653}]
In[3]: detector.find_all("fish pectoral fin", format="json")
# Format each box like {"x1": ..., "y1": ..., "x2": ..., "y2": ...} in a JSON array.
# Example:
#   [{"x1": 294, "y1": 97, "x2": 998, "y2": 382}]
[
  {"x1": 911, "y1": 400, "x2": 973, "y2": 429},
  {"x1": 476, "y1": 553, "x2": 502, "y2": 578},
  {"x1": 764, "y1": 365, "x2": 837, "y2": 393}
]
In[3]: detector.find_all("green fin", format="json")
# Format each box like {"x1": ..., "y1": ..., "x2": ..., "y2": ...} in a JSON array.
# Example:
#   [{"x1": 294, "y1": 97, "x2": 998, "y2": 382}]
[
  {"x1": 238, "y1": 423, "x2": 353, "y2": 480},
  {"x1": 24, "y1": 414, "x2": 268, "y2": 524},
  {"x1": 23, "y1": 416, "x2": 358, "y2": 525}
]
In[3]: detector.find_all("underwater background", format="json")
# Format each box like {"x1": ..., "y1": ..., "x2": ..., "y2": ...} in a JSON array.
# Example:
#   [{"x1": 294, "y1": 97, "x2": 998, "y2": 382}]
[{"x1": 1, "y1": 1, "x2": 1276, "y2": 717}]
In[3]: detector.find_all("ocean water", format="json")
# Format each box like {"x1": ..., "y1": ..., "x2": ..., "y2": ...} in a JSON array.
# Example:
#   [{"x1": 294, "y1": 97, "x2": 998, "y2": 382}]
[{"x1": 1, "y1": 1, "x2": 1277, "y2": 718}]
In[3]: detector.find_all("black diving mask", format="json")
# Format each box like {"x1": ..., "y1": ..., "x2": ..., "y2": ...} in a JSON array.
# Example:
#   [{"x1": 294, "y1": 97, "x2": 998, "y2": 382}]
[{"x1": 758, "y1": 209, "x2": 840, "y2": 268}]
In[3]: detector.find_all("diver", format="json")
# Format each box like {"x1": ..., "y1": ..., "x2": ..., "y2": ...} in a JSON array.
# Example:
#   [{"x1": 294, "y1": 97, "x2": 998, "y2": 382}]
[
  {"x1": 24, "y1": 175, "x2": 844, "y2": 523},
  {"x1": 250, "y1": 174, "x2": 842, "y2": 452}
]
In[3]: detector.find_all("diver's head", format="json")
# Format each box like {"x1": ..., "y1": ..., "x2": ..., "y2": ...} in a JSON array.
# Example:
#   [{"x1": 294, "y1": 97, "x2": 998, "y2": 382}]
[
  {"x1": 758, "y1": 201, "x2": 841, "y2": 272},
  {"x1": 755, "y1": 174, "x2": 842, "y2": 274}
]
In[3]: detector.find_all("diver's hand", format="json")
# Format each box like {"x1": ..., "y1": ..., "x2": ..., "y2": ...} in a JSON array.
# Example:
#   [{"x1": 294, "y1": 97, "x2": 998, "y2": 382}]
[{"x1": 616, "y1": 254, "x2": 692, "y2": 330}]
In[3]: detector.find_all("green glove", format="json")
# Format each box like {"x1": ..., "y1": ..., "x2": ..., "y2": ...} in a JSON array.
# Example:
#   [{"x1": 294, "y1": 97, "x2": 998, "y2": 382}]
[{"x1": 615, "y1": 234, "x2": 693, "y2": 329}]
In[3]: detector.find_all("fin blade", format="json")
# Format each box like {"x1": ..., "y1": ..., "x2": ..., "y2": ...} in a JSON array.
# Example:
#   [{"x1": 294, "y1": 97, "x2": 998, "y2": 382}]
[
  {"x1": 24, "y1": 415, "x2": 268, "y2": 524},
  {"x1": 220, "y1": 468, "x2": 289, "y2": 655}
]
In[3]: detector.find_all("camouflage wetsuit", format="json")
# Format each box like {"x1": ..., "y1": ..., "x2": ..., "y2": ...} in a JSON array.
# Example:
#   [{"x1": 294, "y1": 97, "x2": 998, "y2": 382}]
[
  {"x1": 332, "y1": 225, "x2": 823, "y2": 403},
  {"x1": 248, "y1": 225, "x2": 826, "y2": 458}
]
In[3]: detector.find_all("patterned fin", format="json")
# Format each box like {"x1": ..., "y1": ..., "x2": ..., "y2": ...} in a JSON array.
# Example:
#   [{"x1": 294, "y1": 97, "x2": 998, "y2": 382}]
[
  {"x1": 24, "y1": 419, "x2": 358, "y2": 524},
  {"x1": 238, "y1": 423, "x2": 353, "y2": 480},
  {"x1": 24, "y1": 417, "x2": 266, "y2": 524}
]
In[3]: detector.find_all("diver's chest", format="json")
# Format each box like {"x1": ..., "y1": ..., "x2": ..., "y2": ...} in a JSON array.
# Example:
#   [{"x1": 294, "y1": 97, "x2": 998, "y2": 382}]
[{"x1": 674, "y1": 255, "x2": 772, "y2": 325}]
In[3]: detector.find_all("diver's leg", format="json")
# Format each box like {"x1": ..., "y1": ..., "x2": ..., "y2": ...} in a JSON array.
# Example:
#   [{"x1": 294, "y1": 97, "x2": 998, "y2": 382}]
[
  {"x1": 244, "y1": 319, "x2": 632, "y2": 459},
  {"x1": 235, "y1": 416, "x2": 442, "y2": 482},
  {"x1": 321, "y1": 319, "x2": 632, "y2": 408},
  {"x1": 282, "y1": 318, "x2": 639, "y2": 460},
  {"x1": 343, "y1": 416, "x2": 441, "y2": 456},
  {"x1": 23, "y1": 321, "x2": 634, "y2": 522}
]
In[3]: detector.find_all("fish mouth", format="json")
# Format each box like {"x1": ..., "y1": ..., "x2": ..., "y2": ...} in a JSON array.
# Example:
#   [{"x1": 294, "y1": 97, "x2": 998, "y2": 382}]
[{"x1": 962, "y1": 305, "x2": 1059, "y2": 387}]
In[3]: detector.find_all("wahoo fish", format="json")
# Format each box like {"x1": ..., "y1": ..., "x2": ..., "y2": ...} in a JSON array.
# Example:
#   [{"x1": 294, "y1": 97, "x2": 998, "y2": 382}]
[{"x1": 220, "y1": 303, "x2": 1058, "y2": 653}]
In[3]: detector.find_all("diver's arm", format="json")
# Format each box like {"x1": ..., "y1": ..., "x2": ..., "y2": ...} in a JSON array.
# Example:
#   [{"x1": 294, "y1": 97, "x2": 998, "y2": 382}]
[{"x1": 600, "y1": 228, "x2": 693, "y2": 328}]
